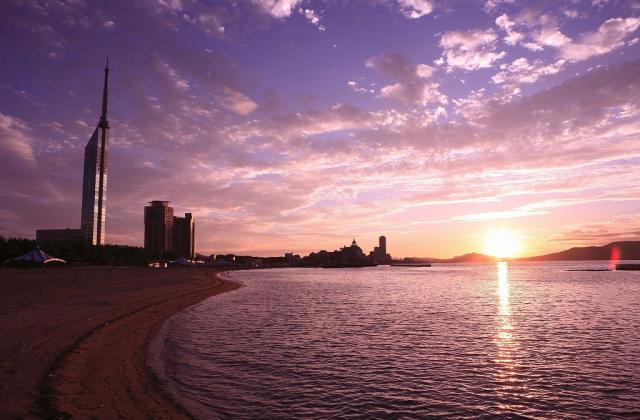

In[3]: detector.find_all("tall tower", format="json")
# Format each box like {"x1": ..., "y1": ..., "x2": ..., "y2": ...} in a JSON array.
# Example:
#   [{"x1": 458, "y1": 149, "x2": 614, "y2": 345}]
[{"x1": 81, "y1": 59, "x2": 110, "y2": 245}]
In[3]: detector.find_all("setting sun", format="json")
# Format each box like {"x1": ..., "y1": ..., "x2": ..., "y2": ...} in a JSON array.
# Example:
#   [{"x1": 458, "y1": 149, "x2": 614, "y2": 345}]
[{"x1": 484, "y1": 230, "x2": 522, "y2": 259}]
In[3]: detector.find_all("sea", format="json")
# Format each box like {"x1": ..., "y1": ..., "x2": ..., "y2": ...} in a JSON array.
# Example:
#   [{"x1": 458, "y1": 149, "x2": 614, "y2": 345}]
[{"x1": 153, "y1": 262, "x2": 640, "y2": 418}]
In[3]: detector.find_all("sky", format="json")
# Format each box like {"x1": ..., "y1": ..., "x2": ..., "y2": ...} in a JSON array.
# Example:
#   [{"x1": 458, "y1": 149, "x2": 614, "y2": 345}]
[{"x1": 1, "y1": 0, "x2": 639, "y2": 258}]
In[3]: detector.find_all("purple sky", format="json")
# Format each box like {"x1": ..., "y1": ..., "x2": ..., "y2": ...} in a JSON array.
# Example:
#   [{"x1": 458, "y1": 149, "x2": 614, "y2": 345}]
[{"x1": 1, "y1": 0, "x2": 639, "y2": 257}]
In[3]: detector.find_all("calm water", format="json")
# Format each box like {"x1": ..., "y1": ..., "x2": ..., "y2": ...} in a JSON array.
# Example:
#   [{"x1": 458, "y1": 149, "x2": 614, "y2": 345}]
[{"x1": 157, "y1": 263, "x2": 640, "y2": 418}]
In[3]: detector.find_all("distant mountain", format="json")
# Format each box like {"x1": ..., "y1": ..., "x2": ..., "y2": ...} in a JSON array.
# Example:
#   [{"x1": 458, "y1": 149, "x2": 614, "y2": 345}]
[
  {"x1": 440, "y1": 252, "x2": 497, "y2": 263},
  {"x1": 418, "y1": 252, "x2": 497, "y2": 263},
  {"x1": 521, "y1": 241, "x2": 640, "y2": 262},
  {"x1": 410, "y1": 241, "x2": 640, "y2": 263}
]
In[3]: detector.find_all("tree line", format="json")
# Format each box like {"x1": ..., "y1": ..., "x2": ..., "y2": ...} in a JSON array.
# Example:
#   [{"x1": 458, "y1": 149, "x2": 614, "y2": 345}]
[{"x1": 0, "y1": 236, "x2": 149, "y2": 266}]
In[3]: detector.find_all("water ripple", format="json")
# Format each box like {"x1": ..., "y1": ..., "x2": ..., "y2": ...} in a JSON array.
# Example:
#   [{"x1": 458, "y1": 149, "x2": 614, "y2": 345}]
[{"x1": 159, "y1": 263, "x2": 640, "y2": 418}]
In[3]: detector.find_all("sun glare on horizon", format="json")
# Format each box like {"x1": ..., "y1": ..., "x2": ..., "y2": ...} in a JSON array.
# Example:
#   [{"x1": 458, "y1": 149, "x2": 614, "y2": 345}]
[{"x1": 484, "y1": 229, "x2": 522, "y2": 259}]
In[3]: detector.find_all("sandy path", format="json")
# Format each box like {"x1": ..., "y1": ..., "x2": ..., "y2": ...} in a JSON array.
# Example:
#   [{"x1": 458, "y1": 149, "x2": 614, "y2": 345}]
[{"x1": 0, "y1": 267, "x2": 239, "y2": 418}]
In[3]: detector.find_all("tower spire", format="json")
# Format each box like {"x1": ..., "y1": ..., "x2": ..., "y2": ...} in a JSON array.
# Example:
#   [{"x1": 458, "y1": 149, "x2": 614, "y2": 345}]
[
  {"x1": 100, "y1": 57, "x2": 109, "y2": 125},
  {"x1": 81, "y1": 61, "x2": 110, "y2": 246}
]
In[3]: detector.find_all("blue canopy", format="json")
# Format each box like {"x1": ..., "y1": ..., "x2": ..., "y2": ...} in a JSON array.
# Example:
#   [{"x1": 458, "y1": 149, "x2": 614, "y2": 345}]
[{"x1": 8, "y1": 248, "x2": 66, "y2": 264}]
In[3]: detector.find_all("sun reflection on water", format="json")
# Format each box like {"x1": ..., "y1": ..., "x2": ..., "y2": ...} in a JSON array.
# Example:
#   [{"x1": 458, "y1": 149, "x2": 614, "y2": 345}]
[
  {"x1": 495, "y1": 262, "x2": 521, "y2": 402},
  {"x1": 497, "y1": 261, "x2": 511, "y2": 329}
]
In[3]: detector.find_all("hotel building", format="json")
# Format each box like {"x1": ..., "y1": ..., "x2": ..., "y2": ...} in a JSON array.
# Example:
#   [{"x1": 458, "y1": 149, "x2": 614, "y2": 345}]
[
  {"x1": 173, "y1": 213, "x2": 196, "y2": 260},
  {"x1": 144, "y1": 201, "x2": 174, "y2": 256},
  {"x1": 144, "y1": 201, "x2": 195, "y2": 259}
]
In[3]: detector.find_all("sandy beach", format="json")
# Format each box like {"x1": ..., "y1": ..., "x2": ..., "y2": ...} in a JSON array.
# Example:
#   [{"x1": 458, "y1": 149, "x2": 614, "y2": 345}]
[{"x1": 0, "y1": 266, "x2": 240, "y2": 418}]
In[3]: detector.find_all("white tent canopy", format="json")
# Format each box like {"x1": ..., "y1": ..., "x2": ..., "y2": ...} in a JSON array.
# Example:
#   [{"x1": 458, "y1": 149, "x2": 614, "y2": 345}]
[{"x1": 7, "y1": 248, "x2": 66, "y2": 264}]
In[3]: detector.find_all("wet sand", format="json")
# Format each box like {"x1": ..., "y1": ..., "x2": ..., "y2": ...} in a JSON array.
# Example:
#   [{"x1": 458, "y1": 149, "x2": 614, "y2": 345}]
[{"x1": 0, "y1": 266, "x2": 240, "y2": 418}]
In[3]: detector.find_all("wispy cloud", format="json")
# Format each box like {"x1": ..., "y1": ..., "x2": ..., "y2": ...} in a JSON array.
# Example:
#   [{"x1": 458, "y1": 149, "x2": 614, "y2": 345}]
[
  {"x1": 218, "y1": 87, "x2": 258, "y2": 116},
  {"x1": 0, "y1": 113, "x2": 35, "y2": 164},
  {"x1": 560, "y1": 17, "x2": 640, "y2": 61},
  {"x1": 396, "y1": 0, "x2": 433, "y2": 19},
  {"x1": 253, "y1": 0, "x2": 302, "y2": 18},
  {"x1": 366, "y1": 52, "x2": 446, "y2": 105},
  {"x1": 438, "y1": 29, "x2": 506, "y2": 71}
]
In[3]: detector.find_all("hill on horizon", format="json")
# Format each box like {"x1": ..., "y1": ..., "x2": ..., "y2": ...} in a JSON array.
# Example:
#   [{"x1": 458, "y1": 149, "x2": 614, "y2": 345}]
[
  {"x1": 521, "y1": 241, "x2": 640, "y2": 262},
  {"x1": 412, "y1": 241, "x2": 640, "y2": 263},
  {"x1": 430, "y1": 252, "x2": 497, "y2": 263}
]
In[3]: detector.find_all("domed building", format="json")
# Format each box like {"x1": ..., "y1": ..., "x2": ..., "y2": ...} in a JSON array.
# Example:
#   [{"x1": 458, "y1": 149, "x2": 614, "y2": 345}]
[
  {"x1": 331, "y1": 238, "x2": 374, "y2": 267},
  {"x1": 301, "y1": 238, "x2": 376, "y2": 268}
]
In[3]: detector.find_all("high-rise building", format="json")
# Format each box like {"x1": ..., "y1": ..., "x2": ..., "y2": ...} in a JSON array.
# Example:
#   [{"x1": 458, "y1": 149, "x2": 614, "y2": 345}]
[
  {"x1": 379, "y1": 235, "x2": 387, "y2": 255},
  {"x1": 370, "y1": 235, "x2": 392, "y2": 264},
  {"x1": 173, "y1": 212, "x2": 195, "y2": 259},
  {"x1": 80, "y1": 59, "x2": 110, "y2": 245},
  {"x1": 144, "y1": 201, "x2": 174, "y2": 256}
]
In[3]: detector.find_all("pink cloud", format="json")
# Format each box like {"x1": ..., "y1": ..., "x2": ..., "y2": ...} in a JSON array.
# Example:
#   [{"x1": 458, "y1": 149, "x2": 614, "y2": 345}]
[
  {"x1": 365, "y1": 52, "x2": 446, "y2": 105},
  {"x1": 439, "y1": 29, "x2": 506, "y2": 71},
  {"x1": 560, "y1": 17, "x2": 640, "y2": 61}
]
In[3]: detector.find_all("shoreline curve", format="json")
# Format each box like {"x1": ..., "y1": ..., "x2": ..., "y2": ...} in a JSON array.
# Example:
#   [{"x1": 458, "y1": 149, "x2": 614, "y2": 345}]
[{"x1": 40, "y1": 269, "x2": 241, "y2": 419}]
